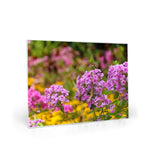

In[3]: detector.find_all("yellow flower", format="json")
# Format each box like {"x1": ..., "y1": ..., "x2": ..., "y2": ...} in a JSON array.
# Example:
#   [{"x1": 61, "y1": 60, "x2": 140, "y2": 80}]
[
  {"x1": 107, "y1": 94, "x2": 114, "y2": 101},
  {"x1": 46, "y1": 114, "x2": 52, "y2": 121},
  {"x1": 95, "y1": 111, "x2": 100, "y2": 117},
  {"x1": 34, "y1": 84, "x2": 45, "y2": 93},
  {"x1": 74, "y1": 117, "x2": 80, "y2": 123},
  {"x1": 121, "y1": 114, "x2": 127, "y2": 117},
  {"x1": 55, "y1": 81, "x2": 64, "y2": 85},
  {"x1": 84, "y1": 107, "x2": 90, "y2": 114},
  {"x1": 45, "y1": 120, "x2": 52, "y2": 125},
  {"x1": 85, "y1": 113, "x2": 94, "y2": 120},
  {"x1": 28, "y1": 77, "x2": 34, "y2": 86},
  {"x1": 72, "y1": 87, "x2": 77, "y2": 92},
  {"x1": 61, "y1": 120, "x2": 73, "y2": 125},
  {"x1": 68, "y1": 99, "x2": 80, "y2": 105},
  {"x1": 61, "y1": 121, "x2": 68, "y2": 125},
  {"x1": 76, "y1": 105, "x2": 82, "y2": 112},
  {"x1": 82, "y1": 103, "x2": 88, "y2": 108},
  {"x1": 111, "y1": 115, "x2": 115, "y2": 119},
  {"x1": 107, "y1": 93, "x2": 123, "y2": 102},
  {"x1": 52, "y1": 110, "x2": 62, "y2": 116},
  {"x1": 51, "y1": 115, "x2": 62, "y2": 124}
]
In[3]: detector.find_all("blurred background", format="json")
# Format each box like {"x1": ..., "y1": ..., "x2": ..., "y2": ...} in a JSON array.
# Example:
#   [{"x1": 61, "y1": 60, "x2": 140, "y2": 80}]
[{"x1": 28, "y1": 40, "x2": 127, "y2": 99}]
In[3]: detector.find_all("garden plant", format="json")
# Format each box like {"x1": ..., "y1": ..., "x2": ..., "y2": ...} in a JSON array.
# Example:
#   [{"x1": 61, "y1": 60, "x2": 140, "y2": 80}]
[{"x1": 28, "y1": 41, "x2": 128, "y2": 127}]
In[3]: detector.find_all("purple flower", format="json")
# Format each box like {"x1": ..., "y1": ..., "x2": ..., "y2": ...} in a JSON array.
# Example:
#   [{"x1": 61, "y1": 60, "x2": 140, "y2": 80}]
[
  {"x1": 28, "y1": 118, "x2": 44, "y2": 127},
  {"x1": 121, "y1": 80, "x2": 126, "y2": 85},
  {"x1": 75, "y1": 69, "x2": 111, "y2": 109},
  {"x1": 123, "y1": 67, "x2": 128, "y2": 73},
  {"x1": 81, "y1": 94, "x2": 90, "y2": 101},
  {"x1": 123, "y1": 61, "x2": 128, "y2": 67},
  {"x1": 106, "y1": 62, "x2": 128, "y2": 100},
  {"x1": 58, "y1": 95, "x2": 65, "y2": 101},
  {"x1": 85, "y1": 78, "x2": 91, "y2": 84},
  {"x1": 45, "y1": 84, "x2": 69, "y2": 109}
]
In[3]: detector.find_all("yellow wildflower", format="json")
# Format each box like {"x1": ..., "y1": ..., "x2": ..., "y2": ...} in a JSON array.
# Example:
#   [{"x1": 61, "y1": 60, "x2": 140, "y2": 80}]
[
  {"x1": 52, "y1": 110, "x2": 62, "y2": 116},
  {"x1": 82, "y1": 103, "x2": 88, "y2": 108},
  {"x1": 107, "y1": 93, "x2": 123, "y2": 102},
  {"x1": 111, "y1": 115, "x2": 115, "y2": 119},
  {"x1": 28, "y1": 77, "x2": 34, "y2": 86},
  {"x1": 84, "y1": 107, "x2": 90, "y2": 115},
  {"x1": 61, "y1": 120, "x2": 73, "y2": 125},
  {"x1": 68, "y1": 99, "x2": 80, "y2": 105},
  {"x1": 85, "y1": 113, "x2": 94, "y2": 120},
  {"x1": 76, "y1": 105, "x2": 82, "y2": 112},
  {"x1": 34, "y1": 84, "x2": 45, "y2": 93},
  {"x1": 50, "y1": 115, "x2": 62, "y2": 125},
  {"x1": 121, "y1": 114, "x2": 127, "y2": 117},
  {"x1": 55, "y1": 81, "x2": 64, "y2": 85},
  {"x1": 95, "y1": 111, "x2": 100, "y2": 117},
  {"x1": 72, "y1": 87, "x2": 77, "y2": 92},
  {"x1": 74, "y1": 117, "x2": 80, "y2": 123}
]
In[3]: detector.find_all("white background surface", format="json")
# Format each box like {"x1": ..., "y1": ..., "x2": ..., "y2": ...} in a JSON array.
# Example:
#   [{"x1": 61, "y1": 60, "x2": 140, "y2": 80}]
[{"x1": 0, "y1": 0, "x2": 150, "y2": 150}]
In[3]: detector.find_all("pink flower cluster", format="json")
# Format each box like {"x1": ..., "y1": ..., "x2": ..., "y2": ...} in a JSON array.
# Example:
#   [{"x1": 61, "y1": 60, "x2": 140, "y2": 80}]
[
  {"x1": 45, "y1": 84, "x2": 69, "y2": 109},
  {"x1": 28, "y1": 87, "x2": 48, "y2": 112},
  {"x1": 28, "y1": 56, "x2": 49, "y2": 67},
  {"x1": 75, "y1": 69, "x2": 113, "y2": 108},
  {"x1": 51, "y1": 46, "x2": 73, "y2": 65},
  {"x1": 51, "y1": 46, "x2": 79, "y2": 72},
  {"x1": 106, "y1": 62, "x2": 128, "y2": 100},
  {"x1": 28, "y1": 118, "x2": 44, "y2": 127},
  {"x1": 98, "y1": 50, "x2": 113, "y2": 70},
  {"x1": 64, "y1": 104, "x2": 73, "y2": 113}
]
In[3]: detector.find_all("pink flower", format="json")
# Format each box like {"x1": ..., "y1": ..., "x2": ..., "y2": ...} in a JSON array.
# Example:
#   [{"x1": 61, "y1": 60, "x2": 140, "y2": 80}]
[
  {"x1": 28, "y1": 87, "x2": 48, "y2": 113},
  {"x1": 121, "y1": 80, "x2": 126, "y2": 85},
  {"x1": 64, "y1": 105, "x2": 72, "y2": 113},
  {"x1": 123, "y1": 67, "x2": 128, "y2": 73},
  {"x1": 105, "y1": 50, "x2": 113, "y2": 63},
  {"x1": 99, "y1": 56, "x2": 105, "y2": 70}
]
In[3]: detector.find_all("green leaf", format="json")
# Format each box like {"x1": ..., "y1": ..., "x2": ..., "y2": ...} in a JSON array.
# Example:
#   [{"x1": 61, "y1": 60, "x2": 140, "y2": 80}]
[
  {"x1": 90, "y1": 58, "x2": 95, "y2": 63},
  {"x1": 102, "y1": 89, "x2": 113, "y2": 95},
  {"x1": 113, "y1": 60, "x2": 119, "y2": 65},
  {"x1": 119, "y1": 100, "x2": 124, "y2": 107},
  {"x1": 126, "y1": 110, "x2": 129, "y2": 118},
  {"x1": 104, "y1": 115, "x2": 112, "y2": 120},
  {"x1": 60, "y1": 106, "x2": 64, "y2": 113},
  {"x1": 57, "y1": 100, "x2": 61, "y2": 106},
  {"x1": 114, "y1": 91, "x2": 119, "y2": 99},
  {"x1": 90, "y1": 104, "x2": 96, "y2": 110},
  {"x1": 34, "y1": 116, "x2": 38, "y2": 120},
  {"x1": 38, "y1": 123, "x2": 43, "y2": 126},
  {"x1": 115, "y1": 115, "x2": 122, "y2": 119}
]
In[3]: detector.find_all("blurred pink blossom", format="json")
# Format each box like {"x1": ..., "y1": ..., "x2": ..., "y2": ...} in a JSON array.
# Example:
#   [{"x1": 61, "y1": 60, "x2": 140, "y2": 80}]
[
  {"x1": 64, "y1": 105, "x2": 73, "y2": 113},
  {"x1": 28, "y1": 56, "x2": 49, "y2": 67},
  {"x1": 98, "y1": 50, "x2": 113, "y2": 70}
]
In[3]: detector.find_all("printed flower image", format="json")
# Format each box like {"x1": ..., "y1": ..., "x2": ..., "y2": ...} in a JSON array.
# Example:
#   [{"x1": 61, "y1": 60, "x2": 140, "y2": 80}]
[{"x1": 28, "y1": 41, "x2": 128, "y2": 127}]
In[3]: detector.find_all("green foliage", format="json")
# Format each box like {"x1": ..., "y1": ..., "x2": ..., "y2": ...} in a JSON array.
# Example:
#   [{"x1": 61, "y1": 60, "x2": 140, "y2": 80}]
[
  {"x1": 104, "y1": 115, "x2": 112, "y2": 120},
  {"x1": 114, "y1": 91, "x2": 120, "y2": 99},
  {"x1": 113, "y1": 60, "x2": 119, "y2": 65},
  {"x1": 115, "y1": 115, "x2": 122, "y2": 119},
  {"x1": 90, "y1": 104, "x2": 96, "y2": 109},
  {"x1": 60, "y1": 106, "x2": 64, "y2": 113},
  {"x1": 102, "y1": 88, "x2": 114, "y2": 95},
  {"x1": 29, "y1": 41, "x2": 62, "y2": 57},
  {"x1": 90, "y1": 58, "x2": 95, "y2": 64}
]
